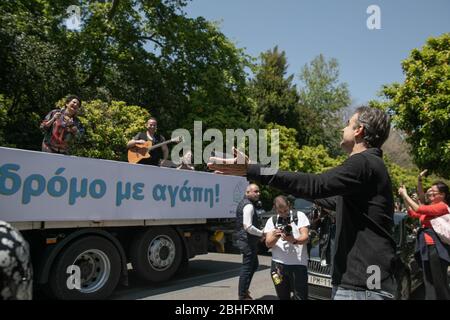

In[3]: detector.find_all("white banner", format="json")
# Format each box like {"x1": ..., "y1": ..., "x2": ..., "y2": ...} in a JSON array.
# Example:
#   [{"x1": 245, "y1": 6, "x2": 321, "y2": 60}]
[{"x1": 0, "y1": 147, "x2": 248, "y2": 222}]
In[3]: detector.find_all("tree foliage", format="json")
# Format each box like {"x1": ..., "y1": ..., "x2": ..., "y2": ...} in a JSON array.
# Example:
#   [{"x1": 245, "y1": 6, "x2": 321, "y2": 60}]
[
  {"x1": 2, "y1": 1, "x2": 442, "y2": 206},
  {"x1": 385, "y1": 156, "x2": 421, "y2": 193},
  {"x1": 298, "y1": 54, "x2": 351, "y2": 156},
  {"x1": 257, "y1": 123, "x2": 343, "y2": 209},
  {"x1": 380, "y1": 33, "x2": 450, "y2": 178},
  {"x1": 266, "y1": 123, "x2": 342, "y2": 173},
  {"x1": 0, "y1": 95, "x2": 11, "y2": 147},
  {"x1": 0, "y1": 0, "x2": 252, "y2": 150},
  {"x1": 71, "y1": 100, "x2": 150, "y2": 161},
  {"x1": 249, "y1": 46, "x2": 300, "y2": 129}
]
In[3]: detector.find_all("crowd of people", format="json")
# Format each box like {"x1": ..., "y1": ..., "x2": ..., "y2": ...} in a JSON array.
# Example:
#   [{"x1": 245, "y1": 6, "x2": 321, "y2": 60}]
[
  {"x1": 1, "y1": 98, "x2": 449, "y2": 300},
  {"x1": 210, "y1": 106, "x2": 450, "y2": 300}
]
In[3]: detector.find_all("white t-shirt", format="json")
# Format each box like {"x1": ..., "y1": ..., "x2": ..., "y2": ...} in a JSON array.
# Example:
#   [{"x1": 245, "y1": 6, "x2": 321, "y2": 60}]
[{"x1": 263, "y1": 210, "x2": 310, "y2": 266}]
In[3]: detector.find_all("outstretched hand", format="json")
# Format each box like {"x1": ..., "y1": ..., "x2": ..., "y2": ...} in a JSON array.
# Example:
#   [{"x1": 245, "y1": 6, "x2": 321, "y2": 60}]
[{"x1": 207, "y1": 147, "x2": 250, "y2": 176}]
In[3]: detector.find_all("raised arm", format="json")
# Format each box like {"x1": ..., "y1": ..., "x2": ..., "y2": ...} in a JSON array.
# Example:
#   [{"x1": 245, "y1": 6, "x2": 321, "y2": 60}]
[
  {"x1": 417, "y1": 169, "x2": 428, "y2": 204},
  {"x1": 398, "y1": 185, "x2": 419, "y2": 212}
]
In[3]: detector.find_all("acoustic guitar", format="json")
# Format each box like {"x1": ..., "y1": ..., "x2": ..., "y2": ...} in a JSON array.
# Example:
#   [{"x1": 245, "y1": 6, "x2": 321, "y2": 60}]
[{"x1": 128, "y1": 136, "x2": 182, "y2": 164}]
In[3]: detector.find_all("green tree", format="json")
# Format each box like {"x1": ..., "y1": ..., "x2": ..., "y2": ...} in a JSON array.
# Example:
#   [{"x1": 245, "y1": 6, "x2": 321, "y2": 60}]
[
  {"x1": 379, "y1": 33, "x2": 450, "y2": 178},
  {"x1": 72, "y1": 100, "x2": 150, "y2": 161},
  {"x1": 265, "y1": 123, "x2": 342, "y2": 173},
  {"x1": 249, "y1": 46, "x2": 300, "y2": 129},
  {"x1": 298, "y1": 54, "x2": 351, "y2": 156},
  {"x1": 0, "y1": 1, "x2": 77, "y2": 149},
  {"x1": 257, "y1": 123, "x2": 343, "y2": 209},
  {"x1": 0, "y1": 95, "x2": 12, "y2": 147},
  {"x1": 385, "y1": 156, "x2": 421, "y2": 193},
  {"x1": 0, "y1": 1, "x2": 252, "y2": 150}
]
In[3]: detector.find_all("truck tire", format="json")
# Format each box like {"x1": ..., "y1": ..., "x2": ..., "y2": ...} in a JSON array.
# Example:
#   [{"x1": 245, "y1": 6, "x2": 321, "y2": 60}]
[
  {"x1": 130, "y1": 227, "x2": 183, "y2": 282},
  {"x1": 49, "y1": 236, "x2": 121, "y2": 300}
]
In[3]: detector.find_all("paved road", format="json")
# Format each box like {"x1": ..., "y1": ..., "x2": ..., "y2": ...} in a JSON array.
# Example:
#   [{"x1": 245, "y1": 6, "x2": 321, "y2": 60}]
[
  {"x1": 111, "y1": 252, "x2": 278, "y2": 300},
  {"x1": 111, "y1": 252, "x2": 450, "y2": 300}
]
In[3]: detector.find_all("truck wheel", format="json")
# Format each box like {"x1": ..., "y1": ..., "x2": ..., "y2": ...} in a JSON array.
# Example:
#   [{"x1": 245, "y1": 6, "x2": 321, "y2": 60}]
[
  {"x1": 49, "y1": 236, "x2": 121, "y2": 300},
  {"x1": 130, "y1": 227, "x2": 183, "y2": 282}
]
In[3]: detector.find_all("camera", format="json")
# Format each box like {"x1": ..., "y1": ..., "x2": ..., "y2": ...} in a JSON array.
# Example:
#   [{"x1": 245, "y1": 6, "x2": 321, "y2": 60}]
[
  {"x1": 280, "y1": 224, "x2": 292, "y2": 236},
  {"x1": 276, "y1": 216, "x2": 292, "y2": 236},
  {"x1": 311, "y1": 206, "x2": 321, "y2": 219}
]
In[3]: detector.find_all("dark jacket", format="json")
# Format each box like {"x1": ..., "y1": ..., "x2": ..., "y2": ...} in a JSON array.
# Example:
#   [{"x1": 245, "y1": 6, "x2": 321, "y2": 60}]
[
  {"x1": 235, "y1": 198, "x2": 262, "y2": 247},
  {"x1": 415, "y1": 228, "x2": 450, "y2": 264},
  {"x1": 247, "y1": 148, "x2": 397, "y2": 294}
]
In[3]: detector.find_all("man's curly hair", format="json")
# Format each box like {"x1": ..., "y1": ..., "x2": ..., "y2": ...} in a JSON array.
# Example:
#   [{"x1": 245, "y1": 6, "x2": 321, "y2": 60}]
[{"x1": 354, "y1": 106, "x2": 390, "y2": 148}]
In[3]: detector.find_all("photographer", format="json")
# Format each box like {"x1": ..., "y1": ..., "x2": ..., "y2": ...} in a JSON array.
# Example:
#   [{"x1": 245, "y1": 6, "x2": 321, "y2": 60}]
[{"x1": 264, "y1": 196, "x2": 310, "y2": 300}]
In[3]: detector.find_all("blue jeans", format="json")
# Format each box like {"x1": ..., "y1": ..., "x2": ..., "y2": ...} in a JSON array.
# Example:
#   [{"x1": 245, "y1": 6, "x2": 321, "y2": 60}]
[
  {"x1": 332, "y1": 286, "x2": 395, "y2": 300},
  {"x1": 237, "y1": 240, "x2": 259, "y2": 299}
]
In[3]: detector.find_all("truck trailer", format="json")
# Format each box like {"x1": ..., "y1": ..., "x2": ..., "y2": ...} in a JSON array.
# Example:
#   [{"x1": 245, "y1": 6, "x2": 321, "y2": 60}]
[{"x1": 0, "y1": 147, "x2": 247, "y2": 299}]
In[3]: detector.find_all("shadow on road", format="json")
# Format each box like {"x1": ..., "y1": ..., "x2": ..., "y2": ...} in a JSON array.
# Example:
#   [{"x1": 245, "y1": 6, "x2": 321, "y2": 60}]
[
  {"x1": 111, "y1": 256, "x2": 270, "y2": 300},
  {"x1": 257, "y1": 295, "x2": 279, "y2": 300}
]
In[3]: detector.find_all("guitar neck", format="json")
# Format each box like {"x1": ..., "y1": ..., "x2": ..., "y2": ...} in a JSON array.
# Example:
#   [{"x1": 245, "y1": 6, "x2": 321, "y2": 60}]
[{"x1": 149, "y1": 139, "x2": 173, "y2": 151}]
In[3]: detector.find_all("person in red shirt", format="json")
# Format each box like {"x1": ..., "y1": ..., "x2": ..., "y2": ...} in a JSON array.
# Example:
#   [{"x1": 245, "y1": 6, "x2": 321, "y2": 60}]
[{"x1": 398, "y1": 181, "x2": 450, "y2": 300}]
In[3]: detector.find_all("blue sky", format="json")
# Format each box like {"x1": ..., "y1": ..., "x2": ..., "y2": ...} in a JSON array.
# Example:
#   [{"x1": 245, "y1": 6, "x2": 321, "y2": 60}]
[{"x1": 185, "y1": 0, "x2": 450, "y2": 105}]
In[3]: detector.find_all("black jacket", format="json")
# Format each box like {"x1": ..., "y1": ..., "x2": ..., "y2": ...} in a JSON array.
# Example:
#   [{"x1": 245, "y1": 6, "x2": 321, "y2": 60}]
[
  {"x1": 416, "y1": 228, "x2": 450, "y2": 264},
  {"x1": 235, "y1": 198, "x2": 262, "y2": 246},
  {"x1": 247, "y1": 148, "x2": 396, "y2": 293}
]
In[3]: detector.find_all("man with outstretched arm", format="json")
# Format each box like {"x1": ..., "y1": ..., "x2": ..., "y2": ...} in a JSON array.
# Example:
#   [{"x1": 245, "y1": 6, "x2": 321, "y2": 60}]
[{"x1": 209, "y1": 106, "x2": 399, "y2": 300}]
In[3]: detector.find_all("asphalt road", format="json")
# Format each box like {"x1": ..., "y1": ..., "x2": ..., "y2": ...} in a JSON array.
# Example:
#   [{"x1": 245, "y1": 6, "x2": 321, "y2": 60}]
[
  {"x1": 111, "y1": 252, "x2": 450, "y2": 300},
  {"x1": 111, "y1": 252, "x2": 278, "y2": 300}
]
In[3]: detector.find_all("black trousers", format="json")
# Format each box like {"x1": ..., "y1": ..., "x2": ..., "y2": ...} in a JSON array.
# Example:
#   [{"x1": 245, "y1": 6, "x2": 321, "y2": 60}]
[
  {"x1": 237, "y1": 240, "x2": 259, "y2": 299},
  {"x1": 422, "y1": 245, "x2": 450, "y2": 300},
  {"x1": 271, "y1": 261, "x2": 308, "y2": 300}
]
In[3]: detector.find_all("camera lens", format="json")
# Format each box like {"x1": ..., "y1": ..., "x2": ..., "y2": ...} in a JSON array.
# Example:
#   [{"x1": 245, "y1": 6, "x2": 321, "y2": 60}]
[{"x1": 283, "y1": 225, "x2": 292, "y2": 235}]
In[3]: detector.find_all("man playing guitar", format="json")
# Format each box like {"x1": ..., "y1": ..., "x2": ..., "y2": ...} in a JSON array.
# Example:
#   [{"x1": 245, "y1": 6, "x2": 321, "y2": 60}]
[{"x1": 127, "y1": 117, "x2": 169, "y2": 166}]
